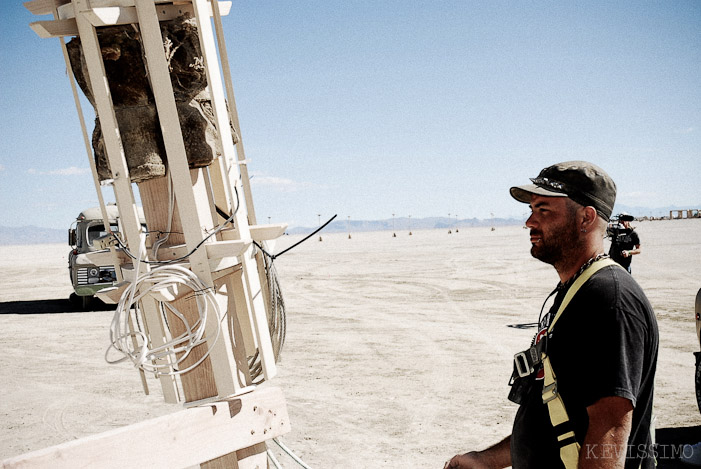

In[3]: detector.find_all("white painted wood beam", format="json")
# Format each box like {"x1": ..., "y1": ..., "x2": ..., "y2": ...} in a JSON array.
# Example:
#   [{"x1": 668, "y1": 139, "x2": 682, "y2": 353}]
[{"x1": 1, "y1": 387, "x2": 290, "y2": 469}]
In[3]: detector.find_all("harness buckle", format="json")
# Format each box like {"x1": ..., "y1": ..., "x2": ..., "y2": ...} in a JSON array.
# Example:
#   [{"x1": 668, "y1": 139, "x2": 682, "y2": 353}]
[
  {"x1": 542, "y1": 382, "x2": 558, "y2": 403},
  {"x1": 514, "y1": 351, "x2": 533, "y2": 378},
  {"x1": 514, "y1": 345, "x2": 541, "y2": 378}
]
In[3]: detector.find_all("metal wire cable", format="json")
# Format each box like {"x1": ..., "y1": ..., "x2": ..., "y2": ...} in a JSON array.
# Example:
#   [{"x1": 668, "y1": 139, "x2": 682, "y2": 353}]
[
  {"x1": 248, "y1": 214, "x2": 336, "y2": 382},
  {"x1": 270, "y1": 438, "x2": 313, "y2": 469},
  {"x1": 112, "y1": 185, "x2": 241, "y2": 265},
  {"x1": 248, "y1": 247, "x2": 286, "y2": 383}
]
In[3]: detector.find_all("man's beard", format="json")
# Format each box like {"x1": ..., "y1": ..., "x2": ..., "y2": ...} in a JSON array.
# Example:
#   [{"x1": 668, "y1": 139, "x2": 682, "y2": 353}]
[{"x1": 530, "y1": 218, "x2": 582, "y2": 266}]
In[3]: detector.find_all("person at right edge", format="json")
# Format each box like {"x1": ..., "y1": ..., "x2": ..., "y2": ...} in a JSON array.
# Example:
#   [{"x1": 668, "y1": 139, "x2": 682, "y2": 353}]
[
  {"x1": 445, "y1": 161, "x2": 658, "y2": 469},
  {"x1": 608, "y1": 213, "x2": 641, "y2": 274}
]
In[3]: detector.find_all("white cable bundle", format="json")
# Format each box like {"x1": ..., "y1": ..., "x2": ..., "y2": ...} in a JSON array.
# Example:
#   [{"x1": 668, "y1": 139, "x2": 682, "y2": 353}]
[{"x1": 106, "y1": 237, "x2": 221, "y2": 377}]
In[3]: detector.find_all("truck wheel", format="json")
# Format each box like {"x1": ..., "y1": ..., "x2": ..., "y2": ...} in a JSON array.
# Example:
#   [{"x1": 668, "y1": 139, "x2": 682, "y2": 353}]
[
  {"x1": 69, "y1": 293, "x2": 93, "y2": 311},
  {"x1": 80, "y1": 295, "x2": 92, "y2": 310},
  {"x1": 69, "y1": 293, "x2": 79, "y2": 306}
]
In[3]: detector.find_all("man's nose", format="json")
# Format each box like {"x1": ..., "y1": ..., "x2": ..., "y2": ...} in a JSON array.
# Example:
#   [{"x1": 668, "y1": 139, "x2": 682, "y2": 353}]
[{"x1": 525, "y1": 213, "x2": 536, "y2": 229}]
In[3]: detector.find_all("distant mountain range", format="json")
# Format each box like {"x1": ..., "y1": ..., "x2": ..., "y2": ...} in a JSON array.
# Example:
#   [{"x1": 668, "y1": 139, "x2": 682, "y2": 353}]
[
  {"x1": 0, "y1": 225, "x2": 66, "y2": 246},
  {"x1": 287, "y1": 203, "x2": 700, "y2": 235},
  {"x1": 287, "y1": 216, "x2": 522, "y2": 235},
  {"x1": 1, "y1": 203, "x2": 697, "y2": 245}
]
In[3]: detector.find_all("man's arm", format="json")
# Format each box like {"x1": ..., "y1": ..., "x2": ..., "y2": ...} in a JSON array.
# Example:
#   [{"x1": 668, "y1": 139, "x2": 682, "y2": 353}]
[
  {"x1": 444, "y1": 435, "x2": 511, "y2": 469},
  {"x1": 622, "y1": 244, "x2": 641, "y2": 258},
  {"x1": 623, "y1": 230, "x2": 641, "y2": 258},
  {"x1": 579, "y1": 396, "x2": 633, "y2": 469}
]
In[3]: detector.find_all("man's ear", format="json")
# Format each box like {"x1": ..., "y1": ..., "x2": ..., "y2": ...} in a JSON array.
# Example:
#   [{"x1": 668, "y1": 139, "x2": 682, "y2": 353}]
[{"x1": 581, "y1": 206, "x2": 598, "y2": 231}]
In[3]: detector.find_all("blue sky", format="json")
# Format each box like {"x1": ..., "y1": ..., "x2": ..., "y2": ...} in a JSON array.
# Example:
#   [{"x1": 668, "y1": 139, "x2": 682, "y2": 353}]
[{"x1": 1, "y1": 1, "x2": 699, "y2": 229}]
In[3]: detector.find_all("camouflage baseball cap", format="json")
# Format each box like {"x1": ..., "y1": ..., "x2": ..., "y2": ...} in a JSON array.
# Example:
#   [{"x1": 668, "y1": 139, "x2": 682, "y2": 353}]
[{"x1": 510, "y1": 161, "x2": 617, "y2": 221}]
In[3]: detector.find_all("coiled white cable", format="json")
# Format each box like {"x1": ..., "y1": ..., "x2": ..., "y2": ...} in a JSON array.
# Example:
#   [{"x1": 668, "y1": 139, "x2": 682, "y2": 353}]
[{"x1": 105, "y1": 234, "x2": 222, "y2": 376}]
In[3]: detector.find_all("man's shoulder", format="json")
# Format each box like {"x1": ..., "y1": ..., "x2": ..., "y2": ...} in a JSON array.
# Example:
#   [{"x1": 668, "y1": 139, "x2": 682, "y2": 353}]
[
  {"x1": 579, "y1": 265, "x2": 655, "y2": 320},
  {"x1": 566, "y1": 265, "x2": 646, "y2": 308},
  {"x1": 587, "y1": 263, "x2": 641, "y2": 291},
  {"x1": 631, "y1": 229, "x2": 641, "y2": 243}
]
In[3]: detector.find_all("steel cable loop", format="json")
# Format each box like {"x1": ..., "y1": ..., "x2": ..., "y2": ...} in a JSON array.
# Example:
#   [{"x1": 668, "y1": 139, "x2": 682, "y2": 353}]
[
  {"x1": 248, "y1": 247, "x2": 286, "y2": 383},
  {"x1": 247, "y1": 215, "x2": 336, "y2": 382}
]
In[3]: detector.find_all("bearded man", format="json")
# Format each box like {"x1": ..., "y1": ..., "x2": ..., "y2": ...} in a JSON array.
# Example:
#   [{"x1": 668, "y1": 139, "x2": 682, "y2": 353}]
[{"x1": 445, "y1": 161, "x2": 658, "y2": 469}]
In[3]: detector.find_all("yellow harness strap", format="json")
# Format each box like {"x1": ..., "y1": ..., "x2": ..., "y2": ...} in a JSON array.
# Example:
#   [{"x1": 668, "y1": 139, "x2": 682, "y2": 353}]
[{"x1": 541, "y1": 258, "x2": 618, "y2": 469}]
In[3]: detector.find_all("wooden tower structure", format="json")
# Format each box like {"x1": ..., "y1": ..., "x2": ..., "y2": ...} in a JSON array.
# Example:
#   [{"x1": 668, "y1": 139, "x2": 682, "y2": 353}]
[{"x1": 7, "y1": 1, "x2": 293, "y2": 467}]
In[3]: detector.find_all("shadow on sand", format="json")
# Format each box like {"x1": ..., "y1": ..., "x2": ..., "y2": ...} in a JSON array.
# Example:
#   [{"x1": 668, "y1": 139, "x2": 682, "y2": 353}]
[
  {"x1": 506, "y1": 322, "x2": 539, "y2": 329},
  {"x1": 657, "y1": 425, "x2": 701, "y2": 468},
  {"x1": 0, "y1": 298, "x2": 116, "y2": 314}
]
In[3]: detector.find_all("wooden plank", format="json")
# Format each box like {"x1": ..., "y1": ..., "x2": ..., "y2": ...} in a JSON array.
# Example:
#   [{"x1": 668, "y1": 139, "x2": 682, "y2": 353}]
[
  {"x1": 65, "y1": 0, "x2": 230, "y2": 9},
  {"x1": 23, "y1": 0, "x2": 69, "y2": 16},
  {"x1": 1, "y1": 387, "x2": 290, "y2": 469},
  {"x1": 53, "y1": 7, "x2": 124, "y2": 298},
  {"x1": 207, "y1": 156, "x2": 235, "y2": 230},
  {"x1": 71, "y1": 0, "x2": 176, "y2": 402},
  {"x1": 83, "y1": 248, "x2": 129, "y2": 266},
  {"x1": 29, "y1": 18, "x2": 77, "y2": 38},
  {"x1": 59, "y1": 2, "x2": 232, "y2": 22},
  {"x1": 141, "y1": 295, "x2": 182, "y2": 403},
  {"x1": 202, "y1": 442, "x2": 267, "y2": 469},
  {"x1": 222, "y1": 227, "x2": 278, "y2": 334},
  {"x1": 199, "y1": 453, "x2": 240, "y2": 469},
  {"x1": 228, "y1": 267, "x2": 258, "y2": 357},
  {"x1": 30, "y1": 3, "x2": 232, "y2": 38},
  {"x1": 253, "y1": 247, "x2": 273, "y2": 352},
  {"x1": 84, "y1": 6, "x2": 140, "y2": 26},
  {"x1": 72, "y1": 0, "x2": 145, "y2": 270},
  {"x1": 206, "y1": 240, "x2": 250, "y2": 261},
  {"x1": 209, "y1": 0, "x2": 258, "y2": 224},
  {"x1": 139, "y1": 177, "x2": 237, "y2": 401},
  {"x1": 135, "y1": 1, "x2": 243, "y2": 401},
  {"x1": 137, "y1": 263, "x2": 243, "y2": 304},
  {"x1": 235, "y1": 443, "x2": 268, "y2": 469},
  {"x1": 218, "y1": 273, "x2": 253, "y2": 388},
  {"x1": 205, "y1": 5, "x2": 276, "y2": 353},
  {"x1": 134, "y1": 2, "x2": 210, "y2": 281},
  {"x1": 85, "y1": 4, "x2": 228, "y2": 27},
  {"x1": 151, "y1": 240, "x2": 249, "y2": 264},
  {"x1": 249, "y1": 224, "x2": 288, "y2": 242},
  {"x1": 139, "y1": 178, "x2": 220, "y2": 402},
  {"x1": 94, "y1": 281, "x2": 129, "y2": 304},
  {"x1": 138, "y1": 176, "x2": 184, "y2": 245},
  {"x1": 192, "y1": 0, "x2": 278, "y2": 382}
]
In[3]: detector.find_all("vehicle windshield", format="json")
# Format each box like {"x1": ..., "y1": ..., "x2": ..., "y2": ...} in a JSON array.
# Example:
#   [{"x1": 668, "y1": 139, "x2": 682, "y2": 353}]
[{"x1": 83, "y1": 222, "x2": 120, "y2": 248}]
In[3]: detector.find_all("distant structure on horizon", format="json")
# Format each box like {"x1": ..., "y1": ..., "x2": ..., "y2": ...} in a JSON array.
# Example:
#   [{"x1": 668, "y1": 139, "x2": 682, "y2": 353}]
[{"x1": 669, "y1": 209, "x2": 700, "y2": 219}]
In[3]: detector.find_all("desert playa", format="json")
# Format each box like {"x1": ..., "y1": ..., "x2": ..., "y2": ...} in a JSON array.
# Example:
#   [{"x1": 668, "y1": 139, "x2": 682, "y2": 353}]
[{"x1": 1, "y1": 218, "x2": 700, "y2": 468}]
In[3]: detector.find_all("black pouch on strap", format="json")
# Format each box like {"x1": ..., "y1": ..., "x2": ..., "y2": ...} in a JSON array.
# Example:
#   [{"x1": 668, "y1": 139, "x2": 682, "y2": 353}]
[{"x1": 508, "y1": 369, "x2": 535, "y2": 405}]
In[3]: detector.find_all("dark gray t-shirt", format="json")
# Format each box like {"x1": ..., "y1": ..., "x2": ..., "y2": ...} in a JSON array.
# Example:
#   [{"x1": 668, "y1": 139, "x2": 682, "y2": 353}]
[
  {"x1": 609, "y1": 228, "x2": 640, "y2": 270},
  {"x1": 511, "y1": 265, "x2": 658, "y2": 469}
]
